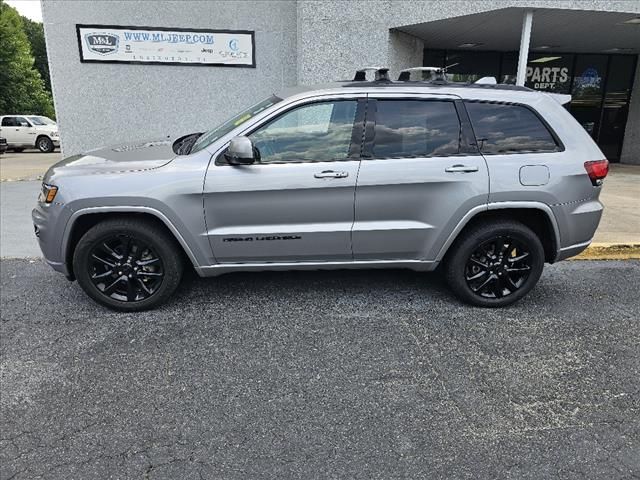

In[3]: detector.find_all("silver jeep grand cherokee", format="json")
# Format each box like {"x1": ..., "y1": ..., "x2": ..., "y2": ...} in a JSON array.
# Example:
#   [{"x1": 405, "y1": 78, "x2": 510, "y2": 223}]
[{"x1": 33, "y1": 67, "x2": 608, "y2": 311}]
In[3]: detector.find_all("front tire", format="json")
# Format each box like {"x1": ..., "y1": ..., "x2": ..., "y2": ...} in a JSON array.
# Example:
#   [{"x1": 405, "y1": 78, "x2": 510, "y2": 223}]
[
  {"x1": 37, "y1": 136, "x2": 54, "y2": 153},
  {"x1": 444, "y1": 220, "x2": 545, "y2": 307},
  {"x1": 73, "y1": 218, "x2": 184, "y2": 311}
]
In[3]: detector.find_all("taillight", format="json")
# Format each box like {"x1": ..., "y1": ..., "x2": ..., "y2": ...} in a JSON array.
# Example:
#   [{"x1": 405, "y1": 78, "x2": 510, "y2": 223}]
[{"x1": 584, "y1": 160, "x2": 609, "y2": 186}]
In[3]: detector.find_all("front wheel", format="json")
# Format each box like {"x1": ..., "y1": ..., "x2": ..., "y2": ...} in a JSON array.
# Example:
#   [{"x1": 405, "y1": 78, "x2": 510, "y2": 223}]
[
  {"x1": 37, "y1": 136, "x2": 54, "y2": 153},
  {"x1": 73, "y1": 218, "x2": 184, "y2": 311},
  {"x1": 444, "y1": 220, "x2": 545, "y2": 307}
]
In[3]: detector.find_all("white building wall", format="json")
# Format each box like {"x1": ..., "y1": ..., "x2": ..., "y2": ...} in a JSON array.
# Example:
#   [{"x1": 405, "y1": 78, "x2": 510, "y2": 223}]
[
  {"x1": 42, "y1": 0, "x2": 297, "y2": 155},
  {"x1": 43, "y1": 0, "x2": 639, "y2": 162},
  {"x1": 297, "y1": 0, "x2": 639, "y2": 84}
]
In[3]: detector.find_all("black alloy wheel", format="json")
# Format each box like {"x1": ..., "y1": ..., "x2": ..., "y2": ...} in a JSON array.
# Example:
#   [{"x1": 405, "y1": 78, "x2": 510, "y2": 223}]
[
  {"x1": 89, "y1": 234, "x2": 165, "y2": 302},
  {"x1": 444, "y1": 220, "x2": 545, "y2": 307},
  {"x1": 464, "y1": 236, "x2": 532, "y2": 299},
  {"x1": 73, "y1": 218, "x2": 184, "y2": 311}
]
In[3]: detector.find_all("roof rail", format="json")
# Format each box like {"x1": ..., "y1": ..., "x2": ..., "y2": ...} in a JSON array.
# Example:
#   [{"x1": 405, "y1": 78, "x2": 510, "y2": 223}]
[
  {"x1": 397, "y1": 63, "x2": 459, "y2": 81},
  {"x1": 353, "y1": 67, "x2": 390, "y2": 82}
]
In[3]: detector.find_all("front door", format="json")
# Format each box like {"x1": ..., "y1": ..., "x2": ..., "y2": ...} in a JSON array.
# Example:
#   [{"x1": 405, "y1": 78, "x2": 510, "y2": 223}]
[
  {"x1": 353, "y1": 95, "x2": 489, "y2": 261},
  {"x1": 204, "y1": 98, "x2": 364, "y2": 263},
  {"x1": 0, "y1": 117, "x2": 27, "y2": 145}
]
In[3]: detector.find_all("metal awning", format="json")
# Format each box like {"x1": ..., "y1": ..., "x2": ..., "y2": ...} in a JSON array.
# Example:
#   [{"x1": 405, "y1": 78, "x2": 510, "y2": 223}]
[{"x1": 396, "y1": 8, "x2": 640, "y2": 54}]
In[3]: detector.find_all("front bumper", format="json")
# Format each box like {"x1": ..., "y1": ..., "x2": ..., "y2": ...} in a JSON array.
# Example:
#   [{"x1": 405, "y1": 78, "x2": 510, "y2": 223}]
[
  {"x1": 32, "y1": 201, "x2": 73, "y2": 278},
  {"x1": 52, "y1": 138, "x2": 60, "y2": 147}
]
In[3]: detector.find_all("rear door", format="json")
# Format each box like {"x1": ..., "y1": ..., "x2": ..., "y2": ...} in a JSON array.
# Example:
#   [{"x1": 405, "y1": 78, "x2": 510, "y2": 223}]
[
  {"x1": 0, "y1": 117, "x2": 20, "y2": 145},
  {"x1": 204, "y1": 97, "x2": 365, "y2": 263},
  {"x1": 352, "y1": 94, "x2": 489, "y2": 261}
]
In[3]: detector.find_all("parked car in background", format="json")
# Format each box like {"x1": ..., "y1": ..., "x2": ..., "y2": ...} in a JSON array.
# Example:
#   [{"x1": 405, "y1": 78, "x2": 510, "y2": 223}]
[
  {"x1": 0, "y1": 137, "x2": 7, "y2": 155},
  {"x1": 0, "y1": 115, "x2": 59, "y2": 153}
]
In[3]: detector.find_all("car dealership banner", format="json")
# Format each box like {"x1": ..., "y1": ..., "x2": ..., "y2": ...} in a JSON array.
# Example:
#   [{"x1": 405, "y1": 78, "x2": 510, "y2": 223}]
[{"x1": 76, "y1": 25, "x2": 255, "y2": 67}]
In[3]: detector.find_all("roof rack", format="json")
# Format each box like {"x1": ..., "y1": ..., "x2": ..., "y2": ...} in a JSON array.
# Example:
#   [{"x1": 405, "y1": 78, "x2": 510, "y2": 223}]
[
  {"x1": 397, "y1": 63, "x2": 459, "y2": 82},
  {"x1": 353, "y1": 67, "x2": 390, "y2": 82}
]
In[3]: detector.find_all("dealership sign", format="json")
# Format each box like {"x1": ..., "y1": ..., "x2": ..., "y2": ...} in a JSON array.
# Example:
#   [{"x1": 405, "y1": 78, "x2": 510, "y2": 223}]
[{"x1": 76, "y1": 25, "x2": 255, "y2": 67}]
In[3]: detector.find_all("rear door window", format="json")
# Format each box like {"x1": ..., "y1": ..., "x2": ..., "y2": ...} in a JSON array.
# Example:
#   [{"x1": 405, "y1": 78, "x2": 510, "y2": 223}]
[
  {"x1": 465, "y1": 101, "x2": 559, "y2": 154},
  {"x1": 1, "y1": 117, "x2": 16, "y2": 127},
  {"x1": 372, "y1": 100, "x2": 461, "y2": 158}
]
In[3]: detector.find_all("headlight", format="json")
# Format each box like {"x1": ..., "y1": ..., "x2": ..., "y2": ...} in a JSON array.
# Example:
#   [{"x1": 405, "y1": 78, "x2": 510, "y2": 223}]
[{"x1": 39, "y1": 183, "x2": 58, "y2": 203}]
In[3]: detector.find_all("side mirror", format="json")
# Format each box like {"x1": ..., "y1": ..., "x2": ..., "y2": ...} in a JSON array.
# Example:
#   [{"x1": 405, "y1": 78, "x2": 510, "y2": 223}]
[
  {"x1": 224, "y1": 136, "x2": 256, "y2": 165},
  {"x1": 20, "y1": 122, "x2": 30, "y2": 127}
]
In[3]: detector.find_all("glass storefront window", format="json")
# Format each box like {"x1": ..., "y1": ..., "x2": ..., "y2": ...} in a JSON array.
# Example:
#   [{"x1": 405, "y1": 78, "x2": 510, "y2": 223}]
[
  {"x1": 423, "y1": 49, "x2": 637, "y2": 161},
  {"x1": 525, "y1": 53, "x2": 574, "y2": 93},
  {"x1": 570, "y1": 55, "x2": 608, "y2": 137},
  {"x1": 444, "y1": 51, "x2": 501, "y2": 83}
]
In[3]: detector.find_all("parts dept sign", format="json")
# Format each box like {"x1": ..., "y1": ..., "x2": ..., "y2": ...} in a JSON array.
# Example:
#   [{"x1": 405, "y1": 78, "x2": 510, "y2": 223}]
[
  {"x1": 526, "y1": 65, "x2": 569, "y2": 90},
  {"x1": 76, "y1": 25, "x2": 255, "y2": 67}
]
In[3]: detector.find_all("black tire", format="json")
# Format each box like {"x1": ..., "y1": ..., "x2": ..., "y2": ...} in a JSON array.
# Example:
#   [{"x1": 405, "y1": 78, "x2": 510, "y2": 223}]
[
  {"x1": 444, "y1": 220, "x2": 545, "y2": 308},
  {"x1": 36, "y1": 136, "x2": 54, "y2": 153},
  {"x1": 12, "y1": 147, "x2": 24, "y2": 153},
  {"x1": 73, "y1": 218, "x2": 184, "y2": 311}
]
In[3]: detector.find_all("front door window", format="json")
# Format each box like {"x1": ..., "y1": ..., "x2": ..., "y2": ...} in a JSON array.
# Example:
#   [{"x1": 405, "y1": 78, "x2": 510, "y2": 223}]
[{"x1": 249, "y1": 100, "x2": 358, "y2": 163}]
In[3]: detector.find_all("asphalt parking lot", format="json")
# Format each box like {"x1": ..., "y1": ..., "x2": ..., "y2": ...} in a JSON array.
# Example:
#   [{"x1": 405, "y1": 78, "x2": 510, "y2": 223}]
[{"x1": 1, "y1": 259, "x2": 638, "y2": 479}]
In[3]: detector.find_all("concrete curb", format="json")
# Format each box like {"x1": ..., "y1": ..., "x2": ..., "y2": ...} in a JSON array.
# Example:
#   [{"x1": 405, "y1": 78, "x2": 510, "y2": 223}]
[{"x1": 572, "y1": 243, "x2": 640, "y2": 260}]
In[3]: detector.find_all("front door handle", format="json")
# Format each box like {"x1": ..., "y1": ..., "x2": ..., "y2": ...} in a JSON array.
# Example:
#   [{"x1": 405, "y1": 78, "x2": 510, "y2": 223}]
[
  {"x1": 314, "y1": 170, "x2": 348, "y2": 179},
  {"x1": 445, "y1": 164, "x2": 479, "y2": 173}
]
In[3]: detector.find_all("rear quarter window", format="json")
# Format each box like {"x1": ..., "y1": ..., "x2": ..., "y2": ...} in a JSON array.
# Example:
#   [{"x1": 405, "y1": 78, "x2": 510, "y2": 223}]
[{"x1": 465, "y1": 101, "x2": 560, "y2": 154}]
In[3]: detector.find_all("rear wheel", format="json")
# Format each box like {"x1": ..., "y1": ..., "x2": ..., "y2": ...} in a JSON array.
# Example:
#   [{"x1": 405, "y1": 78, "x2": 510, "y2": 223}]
[
  {"x1": 37, "y1": 136, "x2": 54, "y2": 153},
  {"x1": 73, "y1": 218, "x2": 184, "y2": 311},
  {"x1": 444, "y1": 220, "x2": 544, "y2": 307}
]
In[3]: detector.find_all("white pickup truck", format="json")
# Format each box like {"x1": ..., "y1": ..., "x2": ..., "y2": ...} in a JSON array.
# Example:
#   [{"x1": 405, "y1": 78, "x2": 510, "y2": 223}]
[{"x1": 0, "y1": 115, "x2": 59, "y2": 153}]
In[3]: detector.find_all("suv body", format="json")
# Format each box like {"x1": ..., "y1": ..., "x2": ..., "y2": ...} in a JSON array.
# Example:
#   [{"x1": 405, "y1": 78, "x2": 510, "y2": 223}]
[
  {"x1": 33, "y1": 75, "x2": 607, "y2": 310},
  {"x1": 0, "y1": 115, "x2": 59, "y2": 152}
]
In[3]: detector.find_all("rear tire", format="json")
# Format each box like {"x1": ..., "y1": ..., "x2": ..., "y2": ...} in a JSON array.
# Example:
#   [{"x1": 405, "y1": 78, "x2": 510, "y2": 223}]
[
  {"x1": 12, "y1": 147, "x2": 24, "y2": 153},
  {"x1": 37, "y1": 136, "x2": 54, "y2": 153},
  {"x1": 444, "y1": 220, "x2": 544, "y2": 307},
  {"x1": 73, "y1": 218, "x2": 184, "y2": 311}
]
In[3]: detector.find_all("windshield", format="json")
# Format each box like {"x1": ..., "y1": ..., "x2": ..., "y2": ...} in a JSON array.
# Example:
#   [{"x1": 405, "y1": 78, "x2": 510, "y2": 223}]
[
  {"x1": 190, "y1": 95, "x2": 282, "y2": 154},
  {"x1": 28, "y1": 116, "x2": 56, "y2": 126}
]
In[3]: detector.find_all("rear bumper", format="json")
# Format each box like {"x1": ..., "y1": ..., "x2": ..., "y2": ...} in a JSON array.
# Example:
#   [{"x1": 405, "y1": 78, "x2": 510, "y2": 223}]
[
  {"x1": 555, "y1": 239, "x2": 592, "y2": 262},
  {"x1": 552, "y1": 198, "x2": 603, "y2": 261}
]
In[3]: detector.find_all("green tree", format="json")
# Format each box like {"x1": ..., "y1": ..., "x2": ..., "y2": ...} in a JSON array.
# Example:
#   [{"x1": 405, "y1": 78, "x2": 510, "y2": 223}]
[
  {"x1": 0, "y1": 0, "x2": 54, "y2": 117},
  {"x1": 22, "y1": 15, "x2": 50, "y2": 92}
]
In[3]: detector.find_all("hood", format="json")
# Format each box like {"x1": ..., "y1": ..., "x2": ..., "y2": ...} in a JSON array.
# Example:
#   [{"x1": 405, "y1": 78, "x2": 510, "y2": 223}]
[{"x1": 45, "y1": 138, "x2": 176, "y2": 181}]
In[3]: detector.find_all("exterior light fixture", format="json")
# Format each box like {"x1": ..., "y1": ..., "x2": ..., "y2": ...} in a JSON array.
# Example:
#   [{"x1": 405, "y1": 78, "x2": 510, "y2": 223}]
[{"x1": 530, "y1": 56, "x2": 562, "y2": 63}]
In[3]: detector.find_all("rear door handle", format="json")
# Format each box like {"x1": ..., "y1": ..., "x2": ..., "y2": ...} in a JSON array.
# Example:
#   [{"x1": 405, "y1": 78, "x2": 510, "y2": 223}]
[
  {"x1": 445, "y1": 164, "x2": 479, "y2": 173},
  {"x1": 314, "y1": 170, "x2": 348, "y2": 179}
]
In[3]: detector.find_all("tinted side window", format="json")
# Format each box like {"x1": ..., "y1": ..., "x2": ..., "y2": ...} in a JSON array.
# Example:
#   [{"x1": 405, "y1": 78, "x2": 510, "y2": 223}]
[
  {"x1": 373, "y1": 100, "x2": 460, "y2": 158},
  {"x1": 249, "y1": 100, "x2": 358, "y2": 163},
  {"x1": 1, "y1": 117, "x2": 16, "y2": 127},
  {"x1": 465, "y1": 102, "x2": 558, "y2": 154}
]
